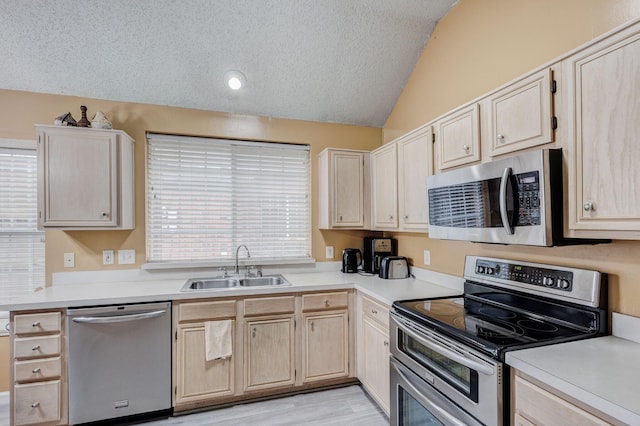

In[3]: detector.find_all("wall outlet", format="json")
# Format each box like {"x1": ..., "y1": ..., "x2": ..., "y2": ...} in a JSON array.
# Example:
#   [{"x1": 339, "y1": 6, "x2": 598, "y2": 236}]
[
  {"x1": 325, "y1": 246, "x2": 334, "y2": 259},
  {"x1": 64, "y1": 252, "x2": 75, "y2": 268},
  {"x1": 103, "y1": 250, "x2": 114, "y2": 265},
  {"x1": 423, "y1": 250, "x2": 431, "y2": 266},
  {"x1": 118, "y1": 249, "x2": 136, "y2": 265}
]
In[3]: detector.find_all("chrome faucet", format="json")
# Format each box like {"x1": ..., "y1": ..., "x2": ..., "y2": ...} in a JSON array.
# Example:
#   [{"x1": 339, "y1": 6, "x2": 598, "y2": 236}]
[{"x1": 235, "y1": 244, "x2": 250, "y2": 275}]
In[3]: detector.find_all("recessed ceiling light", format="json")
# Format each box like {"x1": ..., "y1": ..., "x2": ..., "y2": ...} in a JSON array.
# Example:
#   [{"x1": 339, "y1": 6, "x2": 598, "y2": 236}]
[{"x1": 224, "y1": 70, "x2": 246, "y2": 90}]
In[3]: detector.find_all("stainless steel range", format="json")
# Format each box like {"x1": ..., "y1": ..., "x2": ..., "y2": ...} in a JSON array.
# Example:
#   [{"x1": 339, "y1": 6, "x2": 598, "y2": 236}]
[{"x1": 390, "y1": 256, "x2": 608, "y2": 425}]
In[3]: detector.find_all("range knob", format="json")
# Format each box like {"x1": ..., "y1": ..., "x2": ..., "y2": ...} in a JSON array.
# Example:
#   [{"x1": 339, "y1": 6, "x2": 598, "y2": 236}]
[
  {"x1": 542, "y1": 276, "x2": 555, "y2": 286},
  {"x1": 476, "y1": 265, "x2": 485, "y2": 274},
  {"x1": 557, "y1": 279, "x2": 570, "y2": 289},
  {"x1": 486, "y1": 267, "x2": 495, "y2": 275}
]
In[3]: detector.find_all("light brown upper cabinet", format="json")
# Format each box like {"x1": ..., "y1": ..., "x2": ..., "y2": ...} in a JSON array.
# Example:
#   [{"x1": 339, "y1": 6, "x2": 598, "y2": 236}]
[
  {"x1": 487, "y1": 68, "x2": 556, "y2": 157},
  {"x1": 36, "y1": 125, "x2": 135, "y2": 230},
  {"x1": 318, "y1": 148, "x2": 370, "y2": 229},
  {"x1": 397, "y1": 125, "x2": 433, "y2": 231},
  {"x1": 371, "y1": 143, "x2": 398, "y2": 229},
  {"x1": 565, "y1": 20, "x2": 640, "y2": 236},
  {"x1": 435, "y1": 103, "x2": 480, "y2": 171}
]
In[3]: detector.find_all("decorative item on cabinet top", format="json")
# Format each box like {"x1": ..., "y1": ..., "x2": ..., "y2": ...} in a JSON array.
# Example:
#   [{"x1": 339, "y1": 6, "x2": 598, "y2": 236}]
[
  {"x1": 53, "y1": 111, "x2": 77, "y2": 126},
  {"x1": 76, "y1": 105, "x2": 91, "y2": 128},
  {"x1": 91, "y1": 111, "x2": 113, "y2": 129}
]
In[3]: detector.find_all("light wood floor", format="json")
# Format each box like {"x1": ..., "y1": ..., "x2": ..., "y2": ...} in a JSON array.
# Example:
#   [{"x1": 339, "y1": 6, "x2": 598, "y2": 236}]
[{"x1": 0, "y1": 385, "x2": 388, "y2": 426}]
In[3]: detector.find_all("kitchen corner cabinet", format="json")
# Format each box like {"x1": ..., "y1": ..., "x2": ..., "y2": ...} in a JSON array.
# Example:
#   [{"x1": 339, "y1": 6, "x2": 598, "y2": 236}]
[
  {"x1": 173, "y1": 300, "x2": 236, "y2": 409},
  {"x1": 318, "y1": 148, "x2": 370, "y2": 229},
  {"x1": 435, "y1": 103, "x2": 480, "y2": 171},
  {"x1": 10, "y1": 310, "x2": 67, "y2": 426},
  {"x1": 565, "y1": 21, "x2": 640, "y2": 236},
  {"x1": 243, "y1": 296, "x2": 296, "y2": 392},
  {"x1": 36, "y1": 125, "x2": 135, "y2": 230},
  {"x1": 357, "y1": 294, "x2": 390, "y2": 414},
  {"x1": 513, "y1": 370, "x2": 616, "y2": 426},
  {"x1": 301, "y1": 291, "x2": 350, "y2": 383},
  {"x1": 397, "y1": 125, "x2": 433, "y2": 231},
  {"x1": 371, "y1": 143, "x2": 398, "y2": 229},
  {"x1": 487, "y1": 68, "x2": 555, "y2": 157}
]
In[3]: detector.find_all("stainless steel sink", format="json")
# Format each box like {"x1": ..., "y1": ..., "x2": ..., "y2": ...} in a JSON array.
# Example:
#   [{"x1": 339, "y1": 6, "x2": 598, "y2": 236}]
[
  {"x1": 181, "y1": 278, "x2": 240, "y2": 291},
  {"x1": 239, "y1": 275, "x2": 291, "y2": 287},
  {"x1": 180, "y1": 274, "x2": 291, "y2": 291}
]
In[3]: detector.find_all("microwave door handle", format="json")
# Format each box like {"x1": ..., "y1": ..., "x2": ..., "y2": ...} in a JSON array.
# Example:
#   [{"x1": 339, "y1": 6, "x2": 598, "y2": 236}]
[{"x1": 499, "y1": 166, "x2": 514, "y2": 235}]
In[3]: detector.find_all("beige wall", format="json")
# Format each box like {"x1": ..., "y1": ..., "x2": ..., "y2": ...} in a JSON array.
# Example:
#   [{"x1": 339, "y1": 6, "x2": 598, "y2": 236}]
[
  {"x1": 0, "y1": 89, "x2": 382, "y2": 283},
  {"x1": 383, "y1": 0, "x2": 640, "y2": 317}
]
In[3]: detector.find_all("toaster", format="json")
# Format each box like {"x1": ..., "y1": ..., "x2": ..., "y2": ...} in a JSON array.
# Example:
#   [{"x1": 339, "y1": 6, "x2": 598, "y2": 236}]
[{"x1": 378, "y1": 256, "x2": 410, "y2": 279}]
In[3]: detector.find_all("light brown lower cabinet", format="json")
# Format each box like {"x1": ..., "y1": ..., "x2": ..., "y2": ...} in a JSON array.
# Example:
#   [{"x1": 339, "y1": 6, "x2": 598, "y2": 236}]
[
  {"x1": 512, "y1": 370, "x2": 618, "y2": 426},
  {"x1": 302, "y1": 310, "x2": 349, "y2": 382}
]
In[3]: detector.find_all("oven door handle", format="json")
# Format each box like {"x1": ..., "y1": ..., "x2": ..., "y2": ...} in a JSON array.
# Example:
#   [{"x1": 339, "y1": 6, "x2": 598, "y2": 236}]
[
  {"x1": 390, "y1": 358, "x2": 471, "y2": 426},
  {"x1": 391, "y1": 314, "x2": 495, "y2": 376},
  {"x1": 499, "y1": 166, "x2": 515, "y2": 235}
]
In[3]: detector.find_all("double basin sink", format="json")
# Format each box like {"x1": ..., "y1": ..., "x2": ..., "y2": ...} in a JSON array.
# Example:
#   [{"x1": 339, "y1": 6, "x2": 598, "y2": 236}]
[{"x1": 181, "y1": 274, "x2": 291, "y2": 291}]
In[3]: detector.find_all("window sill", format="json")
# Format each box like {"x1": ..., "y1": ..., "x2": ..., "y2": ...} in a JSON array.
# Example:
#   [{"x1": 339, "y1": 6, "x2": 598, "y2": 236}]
[{"x1": 141, "y1": 257, "x2": 316, "y2": 271}]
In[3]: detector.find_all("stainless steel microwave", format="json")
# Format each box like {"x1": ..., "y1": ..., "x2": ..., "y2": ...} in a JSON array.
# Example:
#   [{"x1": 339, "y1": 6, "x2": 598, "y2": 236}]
[{"x1": 427, "y1": 148, "x2": 601, "y2": 246}]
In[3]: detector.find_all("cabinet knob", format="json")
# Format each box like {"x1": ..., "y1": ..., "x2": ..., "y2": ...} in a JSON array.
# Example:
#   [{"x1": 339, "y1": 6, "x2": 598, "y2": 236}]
[
  {"x1": 310, "y1": 322, "x2": 315, "y2": 332},
  {"x1": 31, "y1": 321, "x2": 40, "y2": 327},
  {"x1": 462, "y1": 145, "x2": 470, "y2": 152},
  {"x1": 31, "y1": 345, "x2": 40, "y2": 351},
  {"x1": 583, "y1": 202, "x2": 595, "y2": 212},
  {"x1": 496, "y1": 134, "x2": 505, "y2": 143},
  {"x1": 252, "y1": 327, "x2": 256, "y2": 338},
  {"x1": 31, "y1": 402, "x2": 40, "y2": 408},
  {"x1": 404, "y1": 215, "x2": 409, "y2": 220},
  {"x1": 101, "y1": 211, "x2": 108, "y2": 217},
  {"x1": 338, "y1": 215, "x2": 343, "y2": 221},
  {"x1": 383, "y1": 341, "x2": 389, "y2": 347},
  {"x1": 32, "y1": 367, "x2": 41, "y2": 374},
  {"x1": 324, "y1": 300, "x2": 330, "y2": 307},
  {"x1": 371, "y1": 309, "x2": 378, "y2": 315}
]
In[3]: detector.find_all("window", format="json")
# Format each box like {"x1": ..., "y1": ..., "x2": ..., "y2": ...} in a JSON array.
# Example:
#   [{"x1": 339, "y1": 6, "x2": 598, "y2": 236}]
[
  {"x1": 146, "y1": 133, "x2": 311, "y2": 264},
  {"x1": 0, "y1": 140, "x2": 45, "y2": 301}
]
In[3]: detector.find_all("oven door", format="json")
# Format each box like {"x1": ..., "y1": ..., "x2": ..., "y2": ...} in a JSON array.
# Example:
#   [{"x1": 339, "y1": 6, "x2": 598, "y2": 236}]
[
  {"x1": 390, "y1": 312, "x2": 503, "y2": 426},
  {"x1": 390, "y1": 357, "x2": 483, "y2": 426}
]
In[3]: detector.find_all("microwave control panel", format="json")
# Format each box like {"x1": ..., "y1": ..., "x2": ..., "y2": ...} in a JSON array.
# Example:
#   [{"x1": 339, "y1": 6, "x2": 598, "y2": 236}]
[
  {"x1": 474, "y1": 259, "x2": 573, "y2": 292},
  {"x1": 515, "y1": 171, "x2": 541, "y2": 226}
]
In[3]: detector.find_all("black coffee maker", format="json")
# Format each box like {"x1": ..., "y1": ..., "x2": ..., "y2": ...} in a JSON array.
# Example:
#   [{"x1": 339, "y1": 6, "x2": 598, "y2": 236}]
[
  {"x1": 341, "y1": 248, "x2": 362, "y2": 273},
  {"x1": 363, "y1": 237, "x2": 396, "y2": 274}
]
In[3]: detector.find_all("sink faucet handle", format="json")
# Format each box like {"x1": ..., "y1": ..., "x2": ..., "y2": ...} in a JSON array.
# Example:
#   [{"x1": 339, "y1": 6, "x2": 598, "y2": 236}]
[
  {"x1": 218, "y1": 266, "x2": 230, "y2": 277},
  {"x1": 246, "y1": 266, "x2": 256, "y2": 277}
]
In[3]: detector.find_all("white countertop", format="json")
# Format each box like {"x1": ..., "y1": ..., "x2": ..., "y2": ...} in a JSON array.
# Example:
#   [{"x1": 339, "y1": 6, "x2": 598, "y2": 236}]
[
  {"x1": 0, "y1": 263, "x2": 463, "y2": 311},
  {"x1": 506, "y1": 313, "x2": 640, "y2": 425}
]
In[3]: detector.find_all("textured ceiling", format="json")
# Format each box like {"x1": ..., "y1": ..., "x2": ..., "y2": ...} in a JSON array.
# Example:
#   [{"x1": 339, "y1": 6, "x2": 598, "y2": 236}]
[{"x1": 0, "y1": 0, "x2": 457, "y2": 127}]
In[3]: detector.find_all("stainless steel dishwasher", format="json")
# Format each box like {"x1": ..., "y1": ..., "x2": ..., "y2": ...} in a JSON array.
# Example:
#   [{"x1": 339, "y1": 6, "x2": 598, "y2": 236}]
[{"x1": 67, "y1": 302, "x2": 172, "y2": 424}]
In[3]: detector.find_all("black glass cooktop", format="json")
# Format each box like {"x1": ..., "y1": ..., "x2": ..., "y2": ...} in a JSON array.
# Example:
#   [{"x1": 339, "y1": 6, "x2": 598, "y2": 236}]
[{"x1": 393, "y1": 296, "x2": 597, "y2": 359}]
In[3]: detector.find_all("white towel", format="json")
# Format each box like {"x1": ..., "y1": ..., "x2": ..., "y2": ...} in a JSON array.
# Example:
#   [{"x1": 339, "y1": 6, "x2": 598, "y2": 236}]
[{"x1": 205, "y1": 320, "x2": 233, "y2": 361}]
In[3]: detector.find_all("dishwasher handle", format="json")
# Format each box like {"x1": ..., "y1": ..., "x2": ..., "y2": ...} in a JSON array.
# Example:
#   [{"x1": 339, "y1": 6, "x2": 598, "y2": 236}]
[{"x1": 71, "y1": 309, "x2": 167, "y2": 324}]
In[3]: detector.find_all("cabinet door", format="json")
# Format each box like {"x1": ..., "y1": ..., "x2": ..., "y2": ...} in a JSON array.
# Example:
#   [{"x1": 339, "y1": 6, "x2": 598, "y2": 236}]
[
  {"x1": 567, "y1": 25, "x2": 640, "y2": 233},
  {"x1": 361, "y1": 316, "x2": 390, "y2": 414},
  {"x1": 302, "y1": 311, "x2": 349, "y2": 383},
  {"x1": 244, "y1": 316, "x2": 295, "y2": 391},
  {"x1": 175, "y1": 323, "x2": 234, "y2": 404},
  {"x1": 332, "y1": 151, "x2": 366, "y2": 227},
  {"x1": 371, "y1": 143, "x2": 398, "y2": 229},
  {"x1": 488, "y1": 68, "x2": 555, "y2": 157},
  {"x1": 14, "y1": 380, "x2": 61, "y2": 426},
  {"x1": 398, "y1": 127, "x2": 432, "y2": 231},
  {"x1": 436, "y1": 103, "x2": 480, "y2": 170},
  {"x1": 39, "y1": 128, "x2": 118, "y2": 227}
]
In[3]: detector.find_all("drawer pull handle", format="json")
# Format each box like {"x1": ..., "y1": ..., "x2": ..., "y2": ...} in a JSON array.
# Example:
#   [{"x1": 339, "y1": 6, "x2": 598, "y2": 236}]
[
  {"x1": 252, "y1": 327, "x2": 256, "y2": 338},
  {"x1": 324, "y1": 300, "x2": 330, "y2": 307},
  {"x1": 311, "y1": 322, "x2": 315, "y2": 332},
  {"x1": 31, "y1": 402, "x2": 40, "y2": 408},
  {"x1": 32, "y1": 321, "x2": 41, "y2": 327},
  {"x1": 32, "y1": 367, "x2": 41, "y2": 374},
  {"x1": 31, "y1": 345, "x2": 41, "y2": 351},
  {"x1": 371, "y1": 309, "x2": 378, "y2": 315},
  {"x1": 384, "y1": 341, "x2": 389, "y2": 347}
]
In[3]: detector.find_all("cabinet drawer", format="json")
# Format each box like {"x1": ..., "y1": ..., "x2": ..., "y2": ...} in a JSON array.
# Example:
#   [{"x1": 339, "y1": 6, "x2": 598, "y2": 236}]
[
  {"x1": 177, "y1": 299, "x2": 236, "y2": 322},
  {"x1": 14, "y1": 380, "x2": 61, "y2": 425},
  {"x1": 302, "y1": 292, "x2": 349, "y2": 311},
  {"x1": 14, "y1": 357, "x2": 62, "y2": 382},
  {"x1": 14, "y1": 335, "x2": 61, "y2": 359},
  {"x1": 14, "y1": 312, "x2": 61, "y2": 335},
  {"x1": 244, "y1": 296, "x2": 295, "y2": 316},
  {"x1": 362, "y1": 296, "x2": 389, "y2": 328}
]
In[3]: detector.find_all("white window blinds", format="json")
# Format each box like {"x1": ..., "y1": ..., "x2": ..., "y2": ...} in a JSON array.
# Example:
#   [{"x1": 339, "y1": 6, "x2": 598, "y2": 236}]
[
  {"x1": 0, "y1": 141, "x2": 45, "y2": 301},
  {"x1": 147, "y1": 133, "x2": 311, "y2": 264}
]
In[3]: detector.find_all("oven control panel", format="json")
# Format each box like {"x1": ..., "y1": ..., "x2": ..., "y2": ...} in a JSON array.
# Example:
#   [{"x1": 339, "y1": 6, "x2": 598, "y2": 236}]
[{"x1": 474, "y1": 259, "x2": 573, "y2": 291}]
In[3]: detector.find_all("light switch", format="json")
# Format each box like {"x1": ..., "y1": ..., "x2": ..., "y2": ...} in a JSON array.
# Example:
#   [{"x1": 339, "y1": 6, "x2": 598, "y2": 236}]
[
  {"x1": 423, "y1": 250, "x2": 431, "y2": 266},
  {"x1": 326, "y1": 246, "x2": 334, "y2": 259}
]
